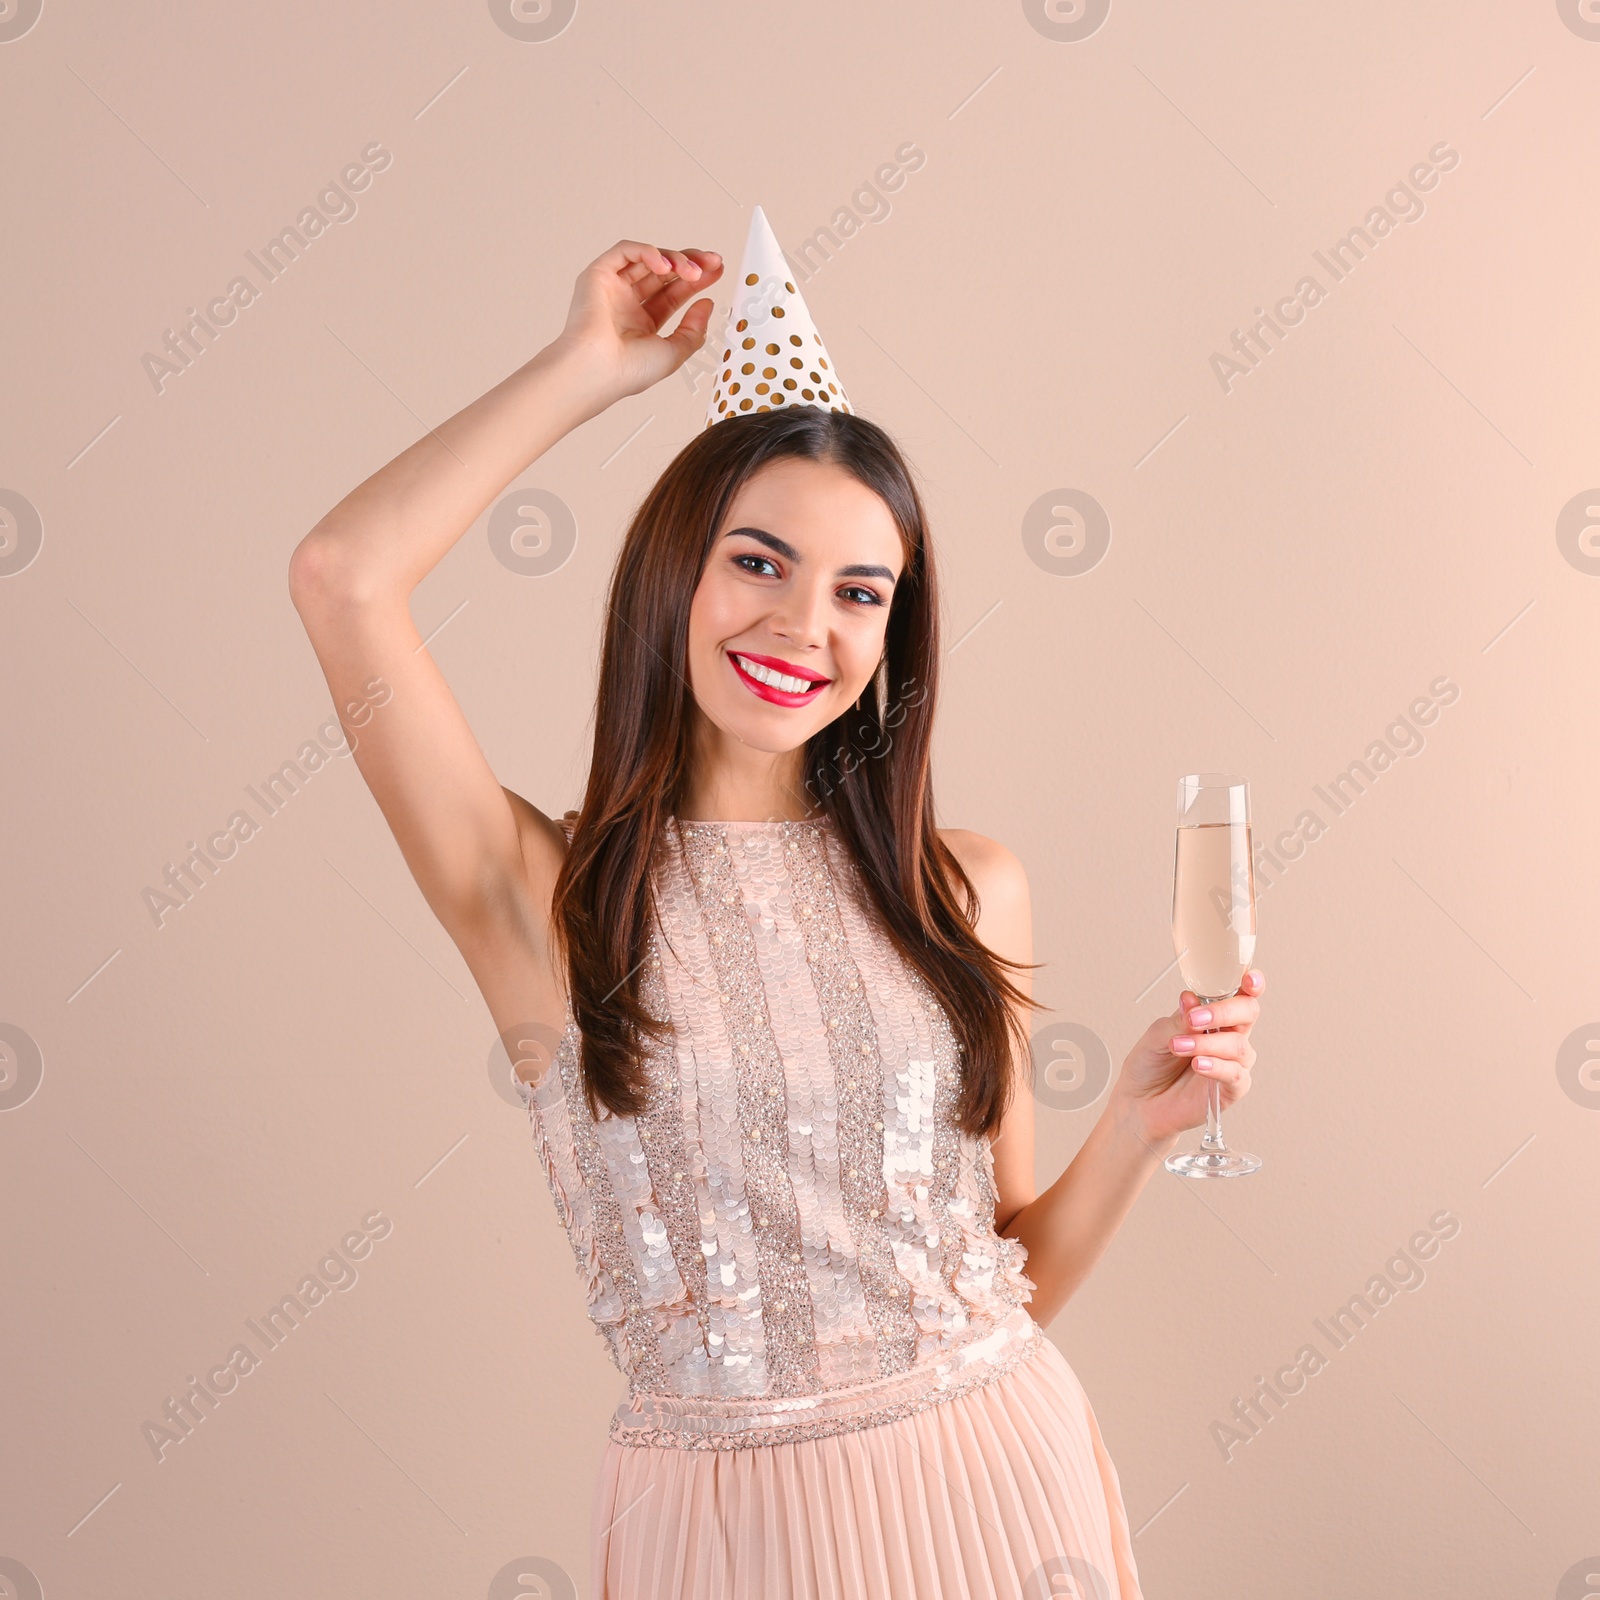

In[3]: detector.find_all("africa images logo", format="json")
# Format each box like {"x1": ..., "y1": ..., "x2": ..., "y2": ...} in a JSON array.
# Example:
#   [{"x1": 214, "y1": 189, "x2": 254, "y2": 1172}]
[{"x1": 1208, "y1": 142, "x2": 1461, "y2": 394}]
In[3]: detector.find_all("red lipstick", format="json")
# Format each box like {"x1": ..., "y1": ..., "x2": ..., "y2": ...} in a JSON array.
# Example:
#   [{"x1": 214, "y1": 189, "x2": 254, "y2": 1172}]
[{"x1": 727, "y1": 649, "x2": 832, "y2": 708}]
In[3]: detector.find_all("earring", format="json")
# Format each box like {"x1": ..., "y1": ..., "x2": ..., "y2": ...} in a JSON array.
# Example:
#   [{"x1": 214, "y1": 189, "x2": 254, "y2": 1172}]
[{"x1": 855, "y1": 658, "x2": 890, "y2": 718}]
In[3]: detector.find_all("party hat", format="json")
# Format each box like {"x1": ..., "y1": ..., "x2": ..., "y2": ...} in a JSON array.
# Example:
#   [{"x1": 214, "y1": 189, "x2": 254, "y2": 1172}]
[{"x1": 704, "y1": 206, "x2": 852, "y2": 429}]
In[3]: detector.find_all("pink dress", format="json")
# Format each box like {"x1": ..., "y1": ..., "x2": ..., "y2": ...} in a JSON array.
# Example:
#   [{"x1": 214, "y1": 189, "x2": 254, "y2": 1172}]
[{"x1": 519, "y1": 815, "x2": 1144, "y2": 1600}]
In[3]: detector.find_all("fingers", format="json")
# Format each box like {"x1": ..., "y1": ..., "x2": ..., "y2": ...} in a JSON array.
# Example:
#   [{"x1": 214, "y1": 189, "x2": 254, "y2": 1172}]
[
  {"x1": 609, "y1": 243, "x2": 721, "y2": 299},
  {"x1": 675, "y1": 247, "x2": 724, "y2": 289},
  {"x1": 1169, "y1": 1027, "x2": 1257, "y2": 1071},
  {"x1": 638, "y1": 249, "x2": 723, "y2": 323},
  {"x1": 629, "y1": 247, "x2": 704, "y2": 290},
  {"x1": 1195, "y1": 1060, "x2": 1252, "y2": 1099},
  {"x1": 664, "y1": 246, "x2": 720, "y2": 280},
  {"x1": 585, "y1": 243, "x2": 722, "y2": 330},
  {"x1": 1181, "y1": 996, "x2": 1257, "y2": 1033},
  {"x1": 660, "y1": 294, "x2": 717, "y2": 359},
  {"x1": 1180, "y1": 971, "x2": 1264, "y2": 1033},
  {"x1": 1170, "y1": 1019, "x2": 1254, "y2": 1094},
  {"x1": 590, "y1": 238, "x2": 677, "y2": 283}
]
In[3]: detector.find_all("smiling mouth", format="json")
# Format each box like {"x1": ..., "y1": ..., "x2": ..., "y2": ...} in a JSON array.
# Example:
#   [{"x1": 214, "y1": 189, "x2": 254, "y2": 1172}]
[{"x1": 728, "y1": 650, "x2": 831, "y2": 706}]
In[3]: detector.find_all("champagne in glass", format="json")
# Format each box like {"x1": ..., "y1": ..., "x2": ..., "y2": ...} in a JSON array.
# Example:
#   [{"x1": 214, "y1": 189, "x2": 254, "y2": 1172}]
[{"x1": 1164, "y1": 773, "x2": 1261, "y2": 1178}]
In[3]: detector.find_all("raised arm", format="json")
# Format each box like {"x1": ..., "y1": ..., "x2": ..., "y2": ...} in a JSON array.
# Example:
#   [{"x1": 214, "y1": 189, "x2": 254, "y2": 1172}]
[{"x1": 287, "y1": 240, "x2": 723, "y2": 994}]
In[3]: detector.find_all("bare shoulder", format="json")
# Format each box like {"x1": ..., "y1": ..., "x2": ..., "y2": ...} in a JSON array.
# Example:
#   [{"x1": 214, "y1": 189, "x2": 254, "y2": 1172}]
[{"x1": 937, "y1": 827, "x2": 1031, "y2": 913}]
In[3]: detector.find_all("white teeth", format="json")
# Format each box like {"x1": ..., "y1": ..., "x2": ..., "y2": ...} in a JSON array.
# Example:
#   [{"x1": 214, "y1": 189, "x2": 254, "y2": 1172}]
[{"x1": 734, "y1": 654, "x2": 823, "y2": 695}]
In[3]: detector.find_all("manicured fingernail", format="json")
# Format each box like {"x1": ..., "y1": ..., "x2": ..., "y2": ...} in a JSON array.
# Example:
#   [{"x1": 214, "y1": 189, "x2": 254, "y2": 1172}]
[
  {"x1": 1194, "y1": 1057, "x2": 1214, "y2": 1071},
  {"x1": 1172, "y1": 1036, "x2": 1195, "y2": 1052},
  {"x1": 1189, "y1": 1007, "x2": 1212, "y2": 1026}
]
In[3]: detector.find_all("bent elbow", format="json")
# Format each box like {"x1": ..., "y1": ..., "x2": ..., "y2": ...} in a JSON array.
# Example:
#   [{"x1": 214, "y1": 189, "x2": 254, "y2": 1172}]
[
  {"x1": 289, "y1": 524, "x2": 388, "y2": 615},
  {"x1": 287, "y1": 531, "x2": 332, "y2": 610}
]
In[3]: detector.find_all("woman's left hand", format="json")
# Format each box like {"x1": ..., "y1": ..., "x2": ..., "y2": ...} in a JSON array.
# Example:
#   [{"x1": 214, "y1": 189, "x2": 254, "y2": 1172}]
[{"x1": 1111, "y1": 969, "x2": 1265, "y2": 1148}]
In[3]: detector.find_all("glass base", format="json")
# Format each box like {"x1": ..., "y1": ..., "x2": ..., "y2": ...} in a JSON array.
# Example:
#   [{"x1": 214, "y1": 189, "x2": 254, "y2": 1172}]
[{"x1": 1164, "y1": 1147, "x2": 1262, "y2": 1178}]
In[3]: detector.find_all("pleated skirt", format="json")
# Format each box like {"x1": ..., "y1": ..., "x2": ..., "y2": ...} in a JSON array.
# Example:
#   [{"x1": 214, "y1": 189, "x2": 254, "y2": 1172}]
[{"x1": 589, "y1": 1333, "x2": 1143, "y2": 1600}]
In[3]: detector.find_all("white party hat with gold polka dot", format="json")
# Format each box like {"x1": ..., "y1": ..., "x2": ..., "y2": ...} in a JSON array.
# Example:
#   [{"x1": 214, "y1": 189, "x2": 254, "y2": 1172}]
[{"x1": 704, "y1": 205, "x2": 852, "y2": 430}]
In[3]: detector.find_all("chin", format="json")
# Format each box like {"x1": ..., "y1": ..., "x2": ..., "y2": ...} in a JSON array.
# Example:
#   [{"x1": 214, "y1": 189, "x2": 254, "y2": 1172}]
[{"x1": 710, "y1": 694, "x2": 838, "y2": 755}]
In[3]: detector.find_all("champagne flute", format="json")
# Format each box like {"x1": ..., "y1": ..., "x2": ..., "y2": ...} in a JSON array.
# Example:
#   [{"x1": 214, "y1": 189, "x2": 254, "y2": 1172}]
[{"x1": 1164, "y1": 773, "x2": 1262, "y2": 1178}]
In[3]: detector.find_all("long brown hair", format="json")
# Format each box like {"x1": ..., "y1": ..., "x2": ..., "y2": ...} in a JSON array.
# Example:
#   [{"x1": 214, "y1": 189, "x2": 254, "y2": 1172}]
[{"x1": 550, "y1": 406, "x2": 1036, "y2": 1139}]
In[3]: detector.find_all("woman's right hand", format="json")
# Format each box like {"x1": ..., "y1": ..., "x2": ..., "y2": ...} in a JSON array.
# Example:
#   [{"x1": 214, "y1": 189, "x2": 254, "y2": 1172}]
[{"x1": 553, "y1": 239, "x2": 724, "y2": 402}]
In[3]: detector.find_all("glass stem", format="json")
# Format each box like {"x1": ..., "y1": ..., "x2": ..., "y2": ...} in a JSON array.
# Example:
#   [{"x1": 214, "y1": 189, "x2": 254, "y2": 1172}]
[
  {"x1": 1202, "y1": 1079, "x2": 1226, "y2": 1151},
  {"x1": 1198, "y1": 1013, "x2": 1227, "y2": 1152}
]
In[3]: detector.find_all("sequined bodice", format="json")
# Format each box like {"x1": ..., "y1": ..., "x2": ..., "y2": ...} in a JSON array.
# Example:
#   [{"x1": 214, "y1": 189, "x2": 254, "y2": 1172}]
[{"x1": 520, "y1": 815, "x2": 1040, "y2": 1449}]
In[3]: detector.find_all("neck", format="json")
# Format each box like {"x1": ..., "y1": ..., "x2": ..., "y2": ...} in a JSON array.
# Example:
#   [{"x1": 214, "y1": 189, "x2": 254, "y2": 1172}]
[{"x1": 677, "y1": 707, "x2": 819, "y2": 822}]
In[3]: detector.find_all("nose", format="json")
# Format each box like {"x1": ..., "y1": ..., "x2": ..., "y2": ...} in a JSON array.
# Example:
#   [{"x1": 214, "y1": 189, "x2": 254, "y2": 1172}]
[{"x1": 768, "y1": 577, "x2": 829, "y2": 653}]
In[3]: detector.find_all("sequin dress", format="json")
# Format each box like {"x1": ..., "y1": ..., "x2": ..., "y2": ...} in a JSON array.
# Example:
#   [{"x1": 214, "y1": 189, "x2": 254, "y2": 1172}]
[{"x1": 519, "y1": 815, "x2": 1144, "y2": 1600}]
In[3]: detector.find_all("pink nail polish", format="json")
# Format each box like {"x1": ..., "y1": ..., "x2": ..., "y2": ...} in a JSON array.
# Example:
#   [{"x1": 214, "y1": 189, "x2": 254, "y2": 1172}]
[{"x1": 1189, "y1": 1007, "x2": 1212, "y2": 1026}]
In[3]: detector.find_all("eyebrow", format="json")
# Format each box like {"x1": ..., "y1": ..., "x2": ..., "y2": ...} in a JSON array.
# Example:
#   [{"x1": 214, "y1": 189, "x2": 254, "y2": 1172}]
[{"x1": 722, "y1": 525, "x2": 899, "y2": 584}]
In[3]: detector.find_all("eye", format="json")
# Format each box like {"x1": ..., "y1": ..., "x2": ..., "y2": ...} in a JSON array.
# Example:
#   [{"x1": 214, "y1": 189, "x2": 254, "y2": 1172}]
[{"x1": 729, "y1": 548, "x2": 886, "y2": 607}]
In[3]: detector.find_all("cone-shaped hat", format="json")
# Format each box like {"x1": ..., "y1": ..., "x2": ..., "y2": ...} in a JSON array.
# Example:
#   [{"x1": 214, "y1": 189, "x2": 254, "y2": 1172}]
[{"x1": 704, "y1": 206, "x2": 852, "y2": 430}]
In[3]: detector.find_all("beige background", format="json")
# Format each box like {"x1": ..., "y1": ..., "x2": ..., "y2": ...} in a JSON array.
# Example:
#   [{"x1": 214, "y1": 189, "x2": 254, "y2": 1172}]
[{"x1": 3, "y1": 1, "x2": 1597, "y2": 1595}]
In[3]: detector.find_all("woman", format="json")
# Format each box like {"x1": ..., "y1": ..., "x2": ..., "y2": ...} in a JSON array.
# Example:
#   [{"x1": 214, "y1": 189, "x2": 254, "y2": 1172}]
[{"x1": 289, "y1": 237, "x2": 1263, "y2": 1599}]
